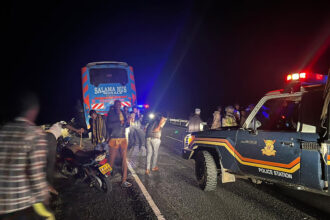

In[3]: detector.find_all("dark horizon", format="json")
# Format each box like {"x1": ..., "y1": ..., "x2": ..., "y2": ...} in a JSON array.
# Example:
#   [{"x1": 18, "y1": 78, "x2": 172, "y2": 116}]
[{"x1": 3, "y1": 0, "x2": 330, "y2": 125}]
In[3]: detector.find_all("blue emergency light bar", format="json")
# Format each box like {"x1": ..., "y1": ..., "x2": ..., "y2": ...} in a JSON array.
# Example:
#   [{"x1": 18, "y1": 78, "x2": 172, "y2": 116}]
[{"x1": 137, "y1": 104, "x2": 150, "y2": 109}]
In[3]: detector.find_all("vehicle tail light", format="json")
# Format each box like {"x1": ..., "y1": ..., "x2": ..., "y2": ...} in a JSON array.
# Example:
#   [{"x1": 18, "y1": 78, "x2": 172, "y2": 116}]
[
  {"x1": 99, "y1": 158, "x2": 107, "y2": 165},
  {"x1": 316, "y1": 74, "x2": 323, "y2": 80}
]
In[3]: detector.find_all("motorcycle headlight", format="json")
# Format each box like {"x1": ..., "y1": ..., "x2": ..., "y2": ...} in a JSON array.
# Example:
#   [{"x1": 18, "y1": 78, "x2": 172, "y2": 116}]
[{"x1": 95, "y1": 153, "x2": 106, "y2": 162}]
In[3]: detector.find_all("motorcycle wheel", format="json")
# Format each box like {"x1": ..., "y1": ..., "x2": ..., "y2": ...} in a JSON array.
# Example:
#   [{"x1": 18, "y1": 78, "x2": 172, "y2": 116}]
[
  {"x1": 91, "y1": 174, "x2": 112, "y2": 195},
  {"x1": 100, "y1": 176, "x2": 112, "y2": 195}
]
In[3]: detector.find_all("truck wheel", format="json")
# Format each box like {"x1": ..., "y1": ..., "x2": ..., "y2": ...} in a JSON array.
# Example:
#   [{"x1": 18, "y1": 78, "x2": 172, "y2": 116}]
[{"x1": 195, "y1": 150, "x2": 217, "y2": 191}]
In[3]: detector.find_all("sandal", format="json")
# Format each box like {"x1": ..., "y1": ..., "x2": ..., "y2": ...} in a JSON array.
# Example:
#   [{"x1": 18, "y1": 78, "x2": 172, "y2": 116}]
[
  {"x1": 152, "y1": 167, "x2": 159, "y2": 172},
  {"x1": 121, "y1": 181, "x2": 132, "y2": 188}
]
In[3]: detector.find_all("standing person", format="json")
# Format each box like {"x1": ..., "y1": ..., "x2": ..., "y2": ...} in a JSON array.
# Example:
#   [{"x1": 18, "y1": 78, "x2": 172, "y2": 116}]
[
  {"x1": 211, "y1": 106, "x2": 222, "y2": 129},
  {"x1": 0, "y1": 92, "x2": 54, "y2": 220},
  {"x1": 87, "y1": 110, "x2": 108, "y2": 151},
  {"x1": 145, "y1": 113, "x2": 167, "y2": 175},
  {"x1": 222, "y1": 106, "x2": 238, "y2": 127},
  {"x1": 234, "y1": 103, "x2": 241, "y2": 123},
  {"x1": 106, "y1": 100, "x2": 132, "y2": 188},
  {"x1": 130, "y1": 106, "x2": 145, "y2": 151},
  {"x1": 187, "y1": 108, "x2": 203, "y2": 132}
]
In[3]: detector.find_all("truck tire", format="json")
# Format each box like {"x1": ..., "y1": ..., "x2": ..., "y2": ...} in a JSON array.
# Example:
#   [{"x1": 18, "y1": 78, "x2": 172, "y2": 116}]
[{"x1": 195, "y1": 150, "x2": 217, "y2": 191}]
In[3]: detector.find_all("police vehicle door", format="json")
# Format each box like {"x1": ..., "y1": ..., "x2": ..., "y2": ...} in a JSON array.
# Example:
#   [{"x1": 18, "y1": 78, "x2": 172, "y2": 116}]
[{"x1": 236, "y1": 96, "x2": 301, "y2": 184}]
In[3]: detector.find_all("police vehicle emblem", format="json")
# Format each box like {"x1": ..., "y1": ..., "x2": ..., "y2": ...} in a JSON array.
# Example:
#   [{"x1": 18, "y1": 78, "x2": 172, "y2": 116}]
[{"x1": 262, "y1": 140, "x2": 276, "y2": 156}]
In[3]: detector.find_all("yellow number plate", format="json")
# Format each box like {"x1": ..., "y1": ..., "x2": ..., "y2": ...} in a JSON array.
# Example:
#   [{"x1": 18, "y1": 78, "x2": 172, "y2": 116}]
[{"x1": 99, "y1": 163, "x2": 112, "y2": 175}]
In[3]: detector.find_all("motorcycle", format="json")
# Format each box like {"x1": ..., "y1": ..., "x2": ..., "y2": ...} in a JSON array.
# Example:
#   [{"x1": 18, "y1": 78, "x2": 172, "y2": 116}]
[{"x1": 56, "y1": 137, "x2": 112, "y2": 194}]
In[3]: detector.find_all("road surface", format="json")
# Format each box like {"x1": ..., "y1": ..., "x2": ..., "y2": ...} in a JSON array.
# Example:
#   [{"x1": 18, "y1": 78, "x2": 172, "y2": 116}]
[{"x1": 52, "y1": 125, "x2": 330, "y2": 220}]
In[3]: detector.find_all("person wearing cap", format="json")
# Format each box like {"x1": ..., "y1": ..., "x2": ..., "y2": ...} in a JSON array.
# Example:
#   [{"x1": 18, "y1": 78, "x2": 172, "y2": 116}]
[
  {"x1": 187, "y1": 108, "x2": 203, "y2": 132},
  {"x1": 222, "y1": 106, "x2": 238, "y2": 127},
  {"x1": 145, "y1": 113, "x2": 167, "y2": 175}
]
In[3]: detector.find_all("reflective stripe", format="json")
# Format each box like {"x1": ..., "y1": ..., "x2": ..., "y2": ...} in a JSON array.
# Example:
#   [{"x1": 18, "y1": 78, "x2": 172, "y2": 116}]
[
  {"x1": 32, "y1": 203, "x2": 55, "y2": 220},
  {"x1": 193, "y1": 138, "x2": 300, "y2": 173}
]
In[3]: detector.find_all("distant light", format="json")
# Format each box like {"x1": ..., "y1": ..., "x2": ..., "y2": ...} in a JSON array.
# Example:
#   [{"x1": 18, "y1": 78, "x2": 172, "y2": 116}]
[
  {"x1": 144, "y1": 104, "x2": 149, "y2": 109},
  {"x1": 316, "y1": 74, "x2": 323, "y2": 80},
  {"x1": 149, "y1": 113, "x2": 155, "y2": 119},
  {"x1": 292, "y1": 73, "x2": 299, "y2": 80},
  {"x1": 137, "y1": 105, "x2": 143, "y2": 108},
  {"x1": 299, "y1": 73, "x2": 306, "y2": 78},
  {"x1": 287, "y1": 74, "x2": 292, "y2": 81}
]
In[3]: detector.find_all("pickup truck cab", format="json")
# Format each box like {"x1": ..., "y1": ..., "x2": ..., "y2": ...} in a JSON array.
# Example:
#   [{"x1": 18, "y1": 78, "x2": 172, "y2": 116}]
[{"x1": 183, "y1": 72, "x2": 330, "y2": 195}]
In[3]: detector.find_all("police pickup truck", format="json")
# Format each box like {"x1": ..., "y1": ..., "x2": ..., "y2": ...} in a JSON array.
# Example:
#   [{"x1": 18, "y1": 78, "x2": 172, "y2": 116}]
[{"x1": 182, "y1": 72, "x2": 330, "y2": 195}]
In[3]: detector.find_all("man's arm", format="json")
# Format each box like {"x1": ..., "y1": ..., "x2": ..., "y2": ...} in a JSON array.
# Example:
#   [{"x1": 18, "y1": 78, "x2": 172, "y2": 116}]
[
  {"x1": 153, "y1": 117, "x2": 167, "y2": 132},
  {"x1": 65, "y1": 124, "x2": 84, "y2": 134},
  {"x1": 27, "y1": 132, "x2": 49, "y2": 203}
]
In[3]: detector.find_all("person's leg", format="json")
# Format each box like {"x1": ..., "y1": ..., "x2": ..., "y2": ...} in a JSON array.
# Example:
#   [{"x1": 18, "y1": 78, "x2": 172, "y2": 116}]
[
  {"x1": 119, "y1": 138, "x2": 128, "y2": 183},
  {"x1": 125, "y1": 127, "x2": 130, "y2": 146},
  {"x1": 108, "y1": 139, "x2": 118, "y2": 169},
  {"x1": 119, "y1": 138, "x2": 131, "y2": 187},
  {"x1": 146, "y1": 138, "x2": 153, "y2": 171},
  {"x1": 129, "y1": 127, "x2": 136, "y2": 148},
  {"x1": 136, "y1": 128, "x2": 145, "y2": 150},
  {"x1": 151, "y1": 139, "x2": 161, "y2": 170}
]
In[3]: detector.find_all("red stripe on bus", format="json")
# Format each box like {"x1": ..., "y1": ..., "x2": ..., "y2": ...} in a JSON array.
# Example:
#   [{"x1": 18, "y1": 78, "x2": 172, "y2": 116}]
[
  {"x1": 83, "y1": 85, "x2": 88, "y2": 95},
  {"x1": 131, "y1": 83, "x2": 136, "y2": 92},
  {"x1": 84, "y1": 95, "x2": 90, "y2": 109},
  {"x1": 82, "y1": 74, "x2": 88, "y2": 85},
  {"x1": 130, "y1": 73, "x2": 135, "y2": 81},
  {"x1": 132, "y1": 94, "x2": 136, "y2": 104},
  {"x1": 81, "y1": 67, "x2": 87, "y2": 75}
]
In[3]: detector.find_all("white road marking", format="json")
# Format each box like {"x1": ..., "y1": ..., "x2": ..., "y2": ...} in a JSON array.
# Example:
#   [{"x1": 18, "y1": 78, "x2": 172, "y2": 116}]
[
  {"x1": 127, "y1": 161, "x2": 166, "y2": 220},
  {"x1": 165, "y1": 136, "x2": 183, "y2": 143}
]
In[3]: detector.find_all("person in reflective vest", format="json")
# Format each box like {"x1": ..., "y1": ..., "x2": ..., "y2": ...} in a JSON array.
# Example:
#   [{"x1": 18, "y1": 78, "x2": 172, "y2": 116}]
[{"x1": 222, "y1": 106, "x2": 238, "y2": 127}]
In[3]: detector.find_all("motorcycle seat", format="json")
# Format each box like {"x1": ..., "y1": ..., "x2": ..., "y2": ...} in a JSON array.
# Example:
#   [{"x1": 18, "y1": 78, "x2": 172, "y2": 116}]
[{"x1": 75, "y1": 150, "x2": 93, "y2": 163}]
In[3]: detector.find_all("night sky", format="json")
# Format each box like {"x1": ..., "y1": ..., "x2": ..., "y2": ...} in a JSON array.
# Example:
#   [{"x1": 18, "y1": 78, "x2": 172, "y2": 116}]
[{"x1": 3, "y1": 0, "x2": 330, "y2": 124}]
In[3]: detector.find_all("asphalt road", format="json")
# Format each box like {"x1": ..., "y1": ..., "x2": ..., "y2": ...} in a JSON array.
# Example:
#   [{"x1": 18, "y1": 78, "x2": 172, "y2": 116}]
[{"x1": 52, "y1": 125, "x2": 330, "y2": 220}]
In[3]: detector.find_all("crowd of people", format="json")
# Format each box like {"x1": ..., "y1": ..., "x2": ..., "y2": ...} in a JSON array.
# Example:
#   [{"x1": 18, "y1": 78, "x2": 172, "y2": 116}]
[
  {"x1": 87, "y1": 100, "x2": 167, "y2": 181},
  {"x1": 0, "y1": 94, "x2": 167, "y2": 219},
  {"x1": 187, "y1": 104, "x2": 255, "y2": 132}
]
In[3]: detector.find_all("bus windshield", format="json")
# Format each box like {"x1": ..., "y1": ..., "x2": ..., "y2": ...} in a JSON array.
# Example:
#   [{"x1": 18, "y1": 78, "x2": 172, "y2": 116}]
[{"x1": 89, "y1": 68, "x2": 128, "y2": 87}]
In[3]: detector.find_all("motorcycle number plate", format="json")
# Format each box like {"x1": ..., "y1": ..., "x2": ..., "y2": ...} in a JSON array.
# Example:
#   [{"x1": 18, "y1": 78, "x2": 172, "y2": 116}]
[{"x1": 99, "y1": 163, "x2": 112, "y2": 175}]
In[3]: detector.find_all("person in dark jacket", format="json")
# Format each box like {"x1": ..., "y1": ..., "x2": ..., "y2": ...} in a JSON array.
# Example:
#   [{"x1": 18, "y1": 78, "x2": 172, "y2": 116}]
[
  {"x1": 145, "y1": 113, "x2": 167, "y2": 175},
  {"x1": 106, "y1": 100, "x2": 132, "y2": 188},
  {"x1": 187, "y1": 108, "x2": 203, "y2": 132},
  {"x1": 87, "y1": 110, "x2": 108, "y2": 151}
]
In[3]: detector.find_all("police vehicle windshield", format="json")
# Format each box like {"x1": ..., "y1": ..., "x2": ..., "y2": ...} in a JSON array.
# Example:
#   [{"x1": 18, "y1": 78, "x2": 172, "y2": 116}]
[{"x1": 255, "y1": 98, "x2": 300, "y2": 131}]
